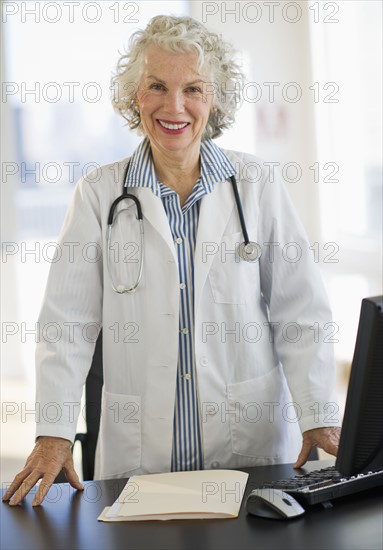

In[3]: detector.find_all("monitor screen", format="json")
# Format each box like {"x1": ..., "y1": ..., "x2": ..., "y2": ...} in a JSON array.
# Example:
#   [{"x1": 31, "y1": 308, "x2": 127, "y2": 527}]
[{"x1": 336, "y1": 295, "x2": 383, "y2": 476}]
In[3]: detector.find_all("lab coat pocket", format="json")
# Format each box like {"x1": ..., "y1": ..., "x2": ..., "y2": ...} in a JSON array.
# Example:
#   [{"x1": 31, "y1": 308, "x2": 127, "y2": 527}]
[
  {"x1": 99, "y1": 390, "x2": 141, "y2": 477},
  {"x1": 208, "y1": 231, "x2": 260, "y2": 305},
  {"x1": 227, "y1": 366, "x2": 291, "y2": 459}
]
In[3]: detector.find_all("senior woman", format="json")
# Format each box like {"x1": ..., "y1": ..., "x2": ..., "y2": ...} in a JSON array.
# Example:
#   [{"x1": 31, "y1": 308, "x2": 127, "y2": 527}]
[{"x1": 4, "y1": 15, "x2": 341, "y2": 507}]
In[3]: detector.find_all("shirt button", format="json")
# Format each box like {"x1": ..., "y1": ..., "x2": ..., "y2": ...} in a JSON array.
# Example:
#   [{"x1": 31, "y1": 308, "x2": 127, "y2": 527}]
[
  {"x1": 179, "y1": 283, "x2": 186, "y2": 290},
  {"x1": 211, "y1": 461, "x2": 220, "y2": 469},
  {"x1": 184, "y1": 373, "x2": 191, "y2": 380},
  {"x1": 181, "y1": 328, "x2": 189, "y2": 335},
  {"x1": 200, "y1": 357, "x2": 209, "y2": 367},
  {"x1": 175, "y1": 237, "x2": 183, "y2": 244}
]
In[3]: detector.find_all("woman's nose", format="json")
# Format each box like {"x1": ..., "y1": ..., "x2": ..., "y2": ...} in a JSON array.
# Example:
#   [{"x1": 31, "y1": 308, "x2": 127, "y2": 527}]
[{"x1": 164, "y1": 90, "x2": 185, "y2": 113}]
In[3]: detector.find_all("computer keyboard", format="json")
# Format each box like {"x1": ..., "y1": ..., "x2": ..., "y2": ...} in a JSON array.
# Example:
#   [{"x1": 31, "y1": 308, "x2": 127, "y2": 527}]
[{"x1": 257, "y1": 466, "x2": 383, "y2": 505}]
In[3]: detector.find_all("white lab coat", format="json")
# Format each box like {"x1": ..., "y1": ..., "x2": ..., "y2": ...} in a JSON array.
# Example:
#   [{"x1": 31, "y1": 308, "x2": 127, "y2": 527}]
[{"x1": 35, "y1": 148, "x2": 339, "y2": 480}]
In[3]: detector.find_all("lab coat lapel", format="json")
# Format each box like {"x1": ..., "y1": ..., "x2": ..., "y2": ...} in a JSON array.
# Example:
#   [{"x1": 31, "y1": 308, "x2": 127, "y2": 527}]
[
  {"x1": 194, "y1": 179, "x2": 235, "y2": 313},
  {"x1": 135, "y1": 188, "x2": 178, "y2": 263}
]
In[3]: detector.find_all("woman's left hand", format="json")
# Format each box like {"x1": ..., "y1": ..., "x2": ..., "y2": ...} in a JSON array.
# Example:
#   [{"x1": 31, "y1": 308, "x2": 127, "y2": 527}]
[{"x1": 294, "y1": 426, "x2": 342, "y2": 468}]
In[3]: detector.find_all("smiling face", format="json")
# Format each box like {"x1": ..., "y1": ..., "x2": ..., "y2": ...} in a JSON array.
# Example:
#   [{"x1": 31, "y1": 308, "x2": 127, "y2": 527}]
[{"x1": 135, "y1": 44, "x2": 214, "y2": 161}]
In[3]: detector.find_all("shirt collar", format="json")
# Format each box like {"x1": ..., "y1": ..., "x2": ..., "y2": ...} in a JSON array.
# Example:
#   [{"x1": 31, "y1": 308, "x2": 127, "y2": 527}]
[
  {"x1": 124, "y1": 137, "x2": 236, "y2": 197},
  {"x1": 199, "y1": 138, "x2": 237, "y2": 193},
  {"x1": 124, "y1": 138, "x2": 159, "y2": 195}
]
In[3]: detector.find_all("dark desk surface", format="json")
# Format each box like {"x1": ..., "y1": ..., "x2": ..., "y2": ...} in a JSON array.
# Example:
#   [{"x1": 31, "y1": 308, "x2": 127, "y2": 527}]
[{"x1": 1, "y1": 460, "x2": 382, "y2": 550}]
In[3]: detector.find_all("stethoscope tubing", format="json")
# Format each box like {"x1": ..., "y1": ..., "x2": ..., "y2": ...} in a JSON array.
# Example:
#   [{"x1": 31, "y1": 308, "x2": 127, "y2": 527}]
[
  {"x1": 107, "y1": 180, "x2": 143, "y2": 225},
  {"x1": 229, "y1": 175, "x2": 250, "y2": 246},
  {"x1": 109, "y1": 162, "x2": 250, "y2": 245}
]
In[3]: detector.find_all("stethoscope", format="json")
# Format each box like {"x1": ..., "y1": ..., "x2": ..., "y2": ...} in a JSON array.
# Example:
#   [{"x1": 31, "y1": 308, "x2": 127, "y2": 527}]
[{"x1": 107, "y1": 161, "x2": 262, "y2": 294}]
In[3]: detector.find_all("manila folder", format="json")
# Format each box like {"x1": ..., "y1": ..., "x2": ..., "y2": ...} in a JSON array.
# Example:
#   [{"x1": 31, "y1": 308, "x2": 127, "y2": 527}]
[{"x1": 98, "y1": 469, "x2": 249, "y2": 521}]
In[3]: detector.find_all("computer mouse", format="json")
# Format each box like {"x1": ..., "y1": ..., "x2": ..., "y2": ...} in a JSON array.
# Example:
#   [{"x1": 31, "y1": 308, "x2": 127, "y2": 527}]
[{"x1": 246, "y1": 488, "x2": 305, "y2": 520}]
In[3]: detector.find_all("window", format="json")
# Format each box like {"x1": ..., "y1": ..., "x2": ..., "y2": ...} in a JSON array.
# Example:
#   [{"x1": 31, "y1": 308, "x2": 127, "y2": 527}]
[{"x1": 309, "y1": 0, "x2": 382, "y2": 364}]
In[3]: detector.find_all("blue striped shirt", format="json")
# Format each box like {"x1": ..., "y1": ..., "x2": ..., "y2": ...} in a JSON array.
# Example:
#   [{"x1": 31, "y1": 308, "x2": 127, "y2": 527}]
[{"x1": 125, "y1": 137, "x2": 236, "y2": 471}]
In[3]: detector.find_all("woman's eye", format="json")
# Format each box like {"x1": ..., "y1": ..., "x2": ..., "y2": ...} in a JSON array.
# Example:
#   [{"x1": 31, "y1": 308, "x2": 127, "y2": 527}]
[
  {"x1": 186, "y1": 86, "x2": 201, "y2": 93},
  {"x1": 150, "y1": 83, "x2": 165, "y2": 91}
]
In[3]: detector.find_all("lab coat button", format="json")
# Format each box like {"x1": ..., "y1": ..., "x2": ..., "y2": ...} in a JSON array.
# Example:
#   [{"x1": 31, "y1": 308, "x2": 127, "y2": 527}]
[
  {"x1": 200, "y1": 357, "x2": 208, "y2": 366},
  {"x1": 211, "y1": 461, "x2": 220, "y2": 469}
]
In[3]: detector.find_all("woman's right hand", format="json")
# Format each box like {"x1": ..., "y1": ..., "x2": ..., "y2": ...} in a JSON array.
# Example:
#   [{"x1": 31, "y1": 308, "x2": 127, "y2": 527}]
[{"x1": 2, "y1": 436, "x2": 84, "y2": 506}]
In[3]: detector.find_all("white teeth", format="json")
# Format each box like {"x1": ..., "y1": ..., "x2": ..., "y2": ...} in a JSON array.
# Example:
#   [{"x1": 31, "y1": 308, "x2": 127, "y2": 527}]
[{"x1": 159, "y1": 120, "x2": 188, "y2": 130}]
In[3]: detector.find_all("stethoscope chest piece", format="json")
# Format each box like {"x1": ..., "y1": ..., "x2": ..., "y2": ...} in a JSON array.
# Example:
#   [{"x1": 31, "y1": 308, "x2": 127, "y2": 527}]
[{"x1": 237, "y1": 241, "x2": 262, "y2": 262}]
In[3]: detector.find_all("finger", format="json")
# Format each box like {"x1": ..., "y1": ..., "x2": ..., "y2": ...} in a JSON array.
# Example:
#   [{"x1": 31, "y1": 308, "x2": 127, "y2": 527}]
[
  {"x1": 32, "y1": 473, "x2": 57, "y2": 507},
  {"x1": 32, "y1": 459, "x2": 84, "y2": 506},
  {"x1": 2, "y1": 467, "x2": 33, "y2": 502},
  {"x1": 294, "y1": 439, "x2": 313, "y2": 469},
  {"x1": 62, "y1": 461, "x2": 84, "y2": 491},
  {"x1": 9, "y1": 471, "x2": 42, "y2": 506}
]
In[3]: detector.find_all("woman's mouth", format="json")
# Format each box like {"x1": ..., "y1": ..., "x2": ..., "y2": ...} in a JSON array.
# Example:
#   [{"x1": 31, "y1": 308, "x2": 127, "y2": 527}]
[{"x1": 157, "y1": 119, "x2": 190, "y2": 134}]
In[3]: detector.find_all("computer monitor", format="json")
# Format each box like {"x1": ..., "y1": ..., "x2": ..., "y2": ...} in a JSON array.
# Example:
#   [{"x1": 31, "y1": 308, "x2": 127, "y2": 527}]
[{"x1": 336, "y1": 295, "x2": 383, "y2": 476}]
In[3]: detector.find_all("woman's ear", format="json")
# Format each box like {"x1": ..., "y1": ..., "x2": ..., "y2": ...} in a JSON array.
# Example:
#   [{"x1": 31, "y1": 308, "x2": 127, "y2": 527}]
[{"x1": 132, "y1": 95, "x2": 140, "y2": 113}]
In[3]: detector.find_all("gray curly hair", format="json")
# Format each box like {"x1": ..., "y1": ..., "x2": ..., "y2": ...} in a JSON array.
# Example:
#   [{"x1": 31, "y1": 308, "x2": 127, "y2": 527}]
[{"x1": 111, "y1": 15, "x2": 245, "y2": 140}]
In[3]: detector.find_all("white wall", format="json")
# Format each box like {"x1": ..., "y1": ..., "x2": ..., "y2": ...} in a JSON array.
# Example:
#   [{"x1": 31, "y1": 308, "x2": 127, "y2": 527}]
[{"x1": 189, "y1": 0, "x2": 320, "y2": 242}]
